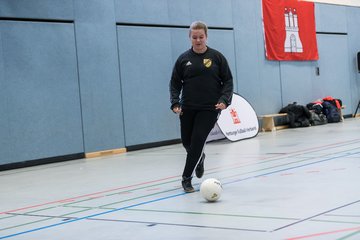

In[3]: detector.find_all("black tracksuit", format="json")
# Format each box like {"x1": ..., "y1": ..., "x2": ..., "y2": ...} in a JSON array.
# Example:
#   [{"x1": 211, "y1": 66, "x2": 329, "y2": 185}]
[{"x1": 169, "y1": 47, "x2": 233, "y2": 178}]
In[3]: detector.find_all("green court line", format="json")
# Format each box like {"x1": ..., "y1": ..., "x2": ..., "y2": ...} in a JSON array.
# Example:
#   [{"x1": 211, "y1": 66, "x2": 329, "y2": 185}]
[
  {"x1": 0, "y1": 209, "x2": 91, "y2": 232},
  {"x1": 59, "y1": 180, "x2": 178, "y2": 206},
  {"x1": 126, "y1": 208, "x2": 300, "y2": 221},
  {"x1": 105, "y1": 180, "x2": 178, "y2": 197},
  {"x1": 311, "y1": 219, "x2": 360, "y2": 225},
  {"x1": 218, "y1": 147, "x2": 360, "y2": 181},
  {"x1": 26, "y1": 206, "x2": 57, "y2": 214},
  {"x1": 326, "y1": 214, "x2": 360, "y2": 218},
  {"x1": 0, "y1": 207, "x2": 58, "y2": 227},
  {"x1": 126, "y1": 208, "x2": 360, "y2": 225},
  {"x1": 99, "y1": 188, "x2": 179, "y2": 208},
  {"x1": 61, "y1": 205, "x2": 91, "y2": 209},
  {"x1": 63, "y1": 147, "x2": 360, "y2": 210},
  {"x1": 0, "y1": 217, "x2": 55, "y2": 232},
  {"x1": 58, "y1": 142, "x2": 360, "y2": 209},
  {"x1": 63, "y1": 205, "x2": 360, "y2": 226},
  {"x1": 61, "y1": 185, "x2": 180, "y2": 209},
  {"x1": 0, "y1": 216, "x2": 15, "y2": 221},
  {"x1": 34, "y1": 144, "x2": 360, "y2": 212},
  {"x1": 63, "y1": 151, "x2": 317, "y2": 209},
  {"x1": 337, "y1": 230, "x2": 360, "y2": 240},
  {"x1": 2, "y1": 144, "x2": 359, "y2": 235}
]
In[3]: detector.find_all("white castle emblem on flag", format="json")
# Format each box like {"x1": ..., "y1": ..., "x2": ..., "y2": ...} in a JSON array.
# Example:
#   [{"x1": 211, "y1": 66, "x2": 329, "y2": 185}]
[{"x1": 284, "y1": 7, "x2": 303, "y2": 53}]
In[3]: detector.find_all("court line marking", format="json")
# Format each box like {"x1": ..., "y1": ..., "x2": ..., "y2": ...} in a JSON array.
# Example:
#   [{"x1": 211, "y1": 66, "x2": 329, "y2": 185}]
[
  {"x1": 224, "y1": 151, "x2": 360, "y2": 186},
  {"x1": 36, "y1": 147, "x2": 359, "y2": 211},
  {"x1": 124, "y1": 209, "x2": 360, "y2": 225},
  {"x1": 0, "y1": 175, "x2": 179, "y2": 215},
  {"x1": 9, "y1": 209, "x2": 360, "y2": 233},
  {"x1": 336, "y1": 229, "x2": 360, "y2": 240},
  {"x1": 285, "y1": 226, "x2": 360, "y2": 240},
  {"x1": 0, "y1": 209, "x2": 91, "y2": 232},
  {"x1": 1, "y1": 149, "x2": 359, "y2": 233},
  {"x1": 272, "y1": 200, "x2": 360, "y2": 232},
  {"x1": 86, "y1": 217, "x2": 267, "y2": 232},
  {"x1": 1, "y1": 151, "x2": 359, "y2": 239},
  {"x1": 326, "y1": 214, "x2": 360, "y2": 218},
  {"x1": 6, "y1": 213, "x2": 268, "y2": 233},
  {"x1": 1, "y1": 138, "x2": 358, "y2": 216},
  {"x1": 0, "y1": 193, "x2": 185, "y2": 239},
  {"x1": 0, "y1": 140, "x2": 358, "y2": 237}
]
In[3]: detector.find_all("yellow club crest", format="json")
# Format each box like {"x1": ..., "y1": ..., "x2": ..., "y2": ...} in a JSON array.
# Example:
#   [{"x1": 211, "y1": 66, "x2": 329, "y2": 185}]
[{"x1": 203, "y1": 58, "x2": 212, "y2": 68}]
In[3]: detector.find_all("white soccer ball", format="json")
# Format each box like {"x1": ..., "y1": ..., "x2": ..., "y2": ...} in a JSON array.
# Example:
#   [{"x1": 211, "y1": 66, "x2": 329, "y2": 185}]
[{"x1": 200, "y1": 178, "x2": 222, "y2": 202}]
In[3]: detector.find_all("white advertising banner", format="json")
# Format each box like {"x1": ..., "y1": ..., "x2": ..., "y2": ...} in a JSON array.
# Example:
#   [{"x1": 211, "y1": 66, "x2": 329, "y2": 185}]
[
  {"x1": 207, "y1": 93, "x2": 259, "y2": 142},
  {"x1": 206, "y1": 121, "x2": 226, "y2": 142}
]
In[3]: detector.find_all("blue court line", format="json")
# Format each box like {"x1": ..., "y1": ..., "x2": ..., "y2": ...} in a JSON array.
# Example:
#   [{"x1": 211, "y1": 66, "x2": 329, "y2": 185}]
[
  {"x1": 0, "y1": 192, "x2": 185, "y2": 239},
  {"x1": 222, "y1": 151, "x2": 360, "y2": 186},
  {"x1": 1, "y1": 151, "x2": 359, "y2": 239}
]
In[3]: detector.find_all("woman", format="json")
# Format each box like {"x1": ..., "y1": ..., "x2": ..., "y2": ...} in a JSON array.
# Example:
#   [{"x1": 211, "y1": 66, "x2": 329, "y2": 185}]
[{"x1": 169, "y1": 21, "x2": 233, "y2": 193}]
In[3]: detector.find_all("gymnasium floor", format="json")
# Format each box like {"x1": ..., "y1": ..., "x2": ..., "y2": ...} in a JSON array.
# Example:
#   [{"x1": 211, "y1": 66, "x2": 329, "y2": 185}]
[{"x1": 0, "y1": 118, "x2": 360, "y2": 240}]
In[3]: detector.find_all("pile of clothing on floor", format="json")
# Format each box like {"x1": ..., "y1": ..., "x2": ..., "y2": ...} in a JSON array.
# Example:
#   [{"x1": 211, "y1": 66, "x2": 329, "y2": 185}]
[{"x1": 279, "y1": 96, "x2": 342, "y2": 128}]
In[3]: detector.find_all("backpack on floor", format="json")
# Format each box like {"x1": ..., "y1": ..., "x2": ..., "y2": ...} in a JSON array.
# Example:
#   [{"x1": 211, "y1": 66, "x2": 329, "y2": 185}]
[
  {"x1": 309, "y1": 111, "x2": 327, "y2": 126},
  {"x1": 322, "y1": 101, "x2": 341, "y2": 123}
]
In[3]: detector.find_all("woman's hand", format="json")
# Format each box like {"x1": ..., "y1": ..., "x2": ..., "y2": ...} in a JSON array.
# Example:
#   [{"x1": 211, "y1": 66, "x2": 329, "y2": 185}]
[
  {"x1": 172, "y1": 106, "x2": 182, "y2": 114},
  {"x1": 215, "y1": 102, "x2": 226, "y2": 110}
]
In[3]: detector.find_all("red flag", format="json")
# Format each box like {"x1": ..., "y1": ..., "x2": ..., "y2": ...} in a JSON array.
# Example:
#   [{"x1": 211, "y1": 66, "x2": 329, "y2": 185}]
[{"x1": 262, "y1": 0, "x2": 319, "y2": 61}]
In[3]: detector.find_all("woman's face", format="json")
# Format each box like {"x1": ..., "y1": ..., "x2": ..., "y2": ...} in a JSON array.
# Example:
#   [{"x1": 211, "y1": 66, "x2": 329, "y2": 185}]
[{"x1": 190, "y1": 29, "x2": 207, "y2": 53}]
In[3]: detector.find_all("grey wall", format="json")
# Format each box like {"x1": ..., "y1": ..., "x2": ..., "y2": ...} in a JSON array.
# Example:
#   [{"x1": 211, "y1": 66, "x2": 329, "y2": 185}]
[{"x1": 0, "y1": 0, "x2": 359, "y2": 166}]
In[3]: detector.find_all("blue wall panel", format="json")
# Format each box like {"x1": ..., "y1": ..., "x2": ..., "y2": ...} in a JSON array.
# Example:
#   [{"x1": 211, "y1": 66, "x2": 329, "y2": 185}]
[
  {"x1": 315, "y1": 4, "x2": 347, "y2": 33},
  {"x1": 117, "y1": 26, "x2": 178, "y2": 146},
  {"x1": 346, "y1": 7, "x2": 360, "y2": 113},
  {"x1": 0, "y1": 30, "x2": 10, "y2": 161},
  {"x1": 0, "y1": 0, "x2": 74, "y2": 20},
  {"x1": 313, "y1": 34, "x2": 351, "y2": 113},
  {"x1": 74, "y1": 0, "x2": 125, "y2": 152},
  {"x1": 115, "y1": 0, "x2": 173, "y2": 24},
  {"x1": 273, "y1": 36, "x2": 351, "y2": 113},
  {"x1": 280, "y1": 61, "x2": 316, "y2": 106},
  {"x1": 167, "y1": 0, "x2": 192, "y2": 25},
  {"x1": 189, "y1": 0, "x2": 233, "y2": 27},
  {"x1": 169, "y1": 28, "x2": 190, "y2": 63},
  {"x1": 232, "y1": 0, "x2": 264, "y2": 110},
  {"x1": 232, "y1": 0, "x2": 282, "y2": 115},
  {"x1": 256, "y1": 60, "x2": 283, "y2": 114},
  {"x1": 0, "y1": 21, "x2": 83, "y2": 164},
  {"x1": 114, "y1": 0, "x2": 233, "y2": 27}
]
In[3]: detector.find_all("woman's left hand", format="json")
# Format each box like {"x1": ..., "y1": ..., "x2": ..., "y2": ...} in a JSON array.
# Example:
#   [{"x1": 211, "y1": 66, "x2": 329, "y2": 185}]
[{"x1": 215, "y1": 102, "x2": 226, "y2": 110}]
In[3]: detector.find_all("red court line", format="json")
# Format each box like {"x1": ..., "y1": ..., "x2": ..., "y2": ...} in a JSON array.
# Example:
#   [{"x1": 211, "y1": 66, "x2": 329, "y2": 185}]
[
  {"x1": 1, "y1": 138, "x2": 359, "y2": 216},
  {"x1": 0, "y1": 175, "x2": 178, "y2": 215},
  {"x1": 1, "y1": 139, "x2": 359, "y2": 239},
  {"x1": 207, "y1": 138, "x2": 360, "y2": 175},
  {"x1": 286, "y1": 226, "x2": 360, "y2": 240}
]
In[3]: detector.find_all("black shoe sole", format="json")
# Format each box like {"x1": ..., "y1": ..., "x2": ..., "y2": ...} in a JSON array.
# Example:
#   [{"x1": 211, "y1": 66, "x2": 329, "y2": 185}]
[
  {"x1": 183, "y1": 187, "x2": 195, "y2": 193},
  {"x1": 182, "y1": 178, "x2": 195, "y2": 193}
]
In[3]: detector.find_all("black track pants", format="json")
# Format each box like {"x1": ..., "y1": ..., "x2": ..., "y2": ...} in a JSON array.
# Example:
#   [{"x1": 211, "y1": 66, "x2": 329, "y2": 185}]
[{"x1": 180, "y1": 109, "x2": 219, "y2": 178}]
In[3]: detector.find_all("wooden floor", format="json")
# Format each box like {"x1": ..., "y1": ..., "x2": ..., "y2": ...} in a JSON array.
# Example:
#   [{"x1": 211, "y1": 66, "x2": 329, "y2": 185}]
[{"x1": 1, "y1": 118, "x2": 360, "y2": 240}]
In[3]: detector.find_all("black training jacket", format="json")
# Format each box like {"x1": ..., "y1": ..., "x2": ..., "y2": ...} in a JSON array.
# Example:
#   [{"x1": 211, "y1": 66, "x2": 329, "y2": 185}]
[{"x1": 169, "y1": 47, "x2": 233, "y2": 111}]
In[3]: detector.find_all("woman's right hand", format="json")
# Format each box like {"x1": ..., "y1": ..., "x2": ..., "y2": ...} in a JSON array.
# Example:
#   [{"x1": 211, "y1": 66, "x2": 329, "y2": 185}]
[{"x1": 172, "y1": 106, "x2": 182, "y2": 114}]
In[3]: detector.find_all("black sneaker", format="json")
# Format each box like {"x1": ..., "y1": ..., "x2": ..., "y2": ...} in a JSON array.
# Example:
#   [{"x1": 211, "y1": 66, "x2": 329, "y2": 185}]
[
  {"x1": 195, "y1": 153, "x2": 205, "y2": 178},
  {"x1": 181, "y1": 177, "x2": 195, "y2": 193}
]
